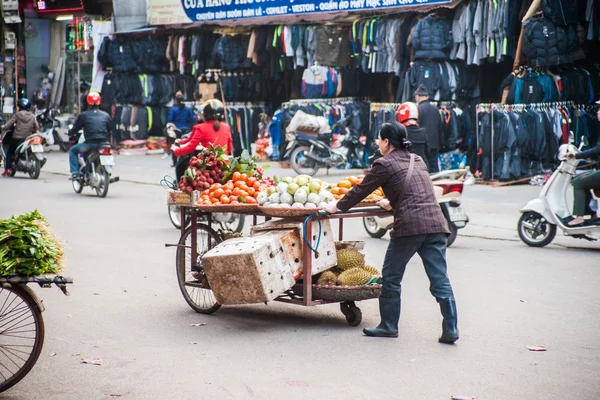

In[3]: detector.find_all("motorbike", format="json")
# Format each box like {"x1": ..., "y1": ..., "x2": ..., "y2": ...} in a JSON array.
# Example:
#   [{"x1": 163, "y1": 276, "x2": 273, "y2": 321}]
[
  {"x1": 0, "y1": 130, "x2": 46, "y2": 179},
  {"x1": 518, "y1": 139, "x2": 600, "y2": 247},
  {"x1": 35, "y1": 108, "x2": 67, "y2": 152},
  {"x1": 165, "y1": 124, "x2": 245, "y2": 233},
  {"x1": 69, "y1": 131, "x2": 119, "y2": 198},
  {"x1": 285, "y1": 117, "x2": 367, "y2": 176},
  {"x1": 362, "y1": 169, "x2": 473, "y2": 247}
]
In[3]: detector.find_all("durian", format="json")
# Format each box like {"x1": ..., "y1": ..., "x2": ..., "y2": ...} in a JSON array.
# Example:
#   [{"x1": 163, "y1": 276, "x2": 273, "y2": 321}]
[
  {"x1": 361, "y1": 265, "x2": 381, "y2": 276},
  {"x1": 317, "y1": 270, "x2": 338, "y2": 286},
  {"x1": 336, "y1": 268, "x2": 372, "y2": 286},
  {"x1": 336, "y1": 248, "x2": 365, "y2": 271}
]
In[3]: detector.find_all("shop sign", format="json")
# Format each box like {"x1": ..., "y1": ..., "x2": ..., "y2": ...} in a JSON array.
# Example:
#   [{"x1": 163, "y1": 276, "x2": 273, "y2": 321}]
[{"x1": 150, "y1": 0, "x2": 450, "y2": 24}]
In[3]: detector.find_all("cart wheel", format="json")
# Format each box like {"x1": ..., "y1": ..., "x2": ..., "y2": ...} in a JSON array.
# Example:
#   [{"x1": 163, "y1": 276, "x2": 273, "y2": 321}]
[
  {"x1": 340, "y1": 302, "x2": 362, "y2": 327},
  {"x1": 176, "y1": 224, "x2": 222, "y2": 314}
]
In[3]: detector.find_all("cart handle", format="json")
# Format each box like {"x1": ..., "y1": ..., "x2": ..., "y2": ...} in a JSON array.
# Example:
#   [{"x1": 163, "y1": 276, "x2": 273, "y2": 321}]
[{"x1": 317, "y1": 206, "x2": 384, "y2": 217}]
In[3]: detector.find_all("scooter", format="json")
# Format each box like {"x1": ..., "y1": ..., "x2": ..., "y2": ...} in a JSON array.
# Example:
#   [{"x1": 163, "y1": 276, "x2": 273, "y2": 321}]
[
  {"x1": 518, "y1": 139, "x2": 600, "y2": 247},
  {"x1": 36, "y1": 108, "x2": 67, "y2": 152},
  {"x1": 362, "y1": 169, "x2": 473, "y2": 247},
  {"x1": 285, "y1": 117, "x2": 367, "y2": 176},
  {"x1": 69, "y1": 130, "x2": 119, "y2": 198},
  {"x1": 0, "y1": 131, "x2": 46, "y2": 179}
]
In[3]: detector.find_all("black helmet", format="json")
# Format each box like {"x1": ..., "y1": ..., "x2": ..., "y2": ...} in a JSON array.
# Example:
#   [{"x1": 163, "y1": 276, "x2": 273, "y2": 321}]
[
  {"x1": 202, "y1": 99, "x2": 224, "y2": 121},
  {"x1": 18, "y1": 98, "x2": 31, "y2": 111}
]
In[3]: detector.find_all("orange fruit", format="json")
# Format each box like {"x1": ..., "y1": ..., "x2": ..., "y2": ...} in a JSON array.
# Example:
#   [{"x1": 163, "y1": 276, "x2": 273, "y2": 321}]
[
  {"x1": 220, "y1": 195, "x2": 230, "y2": 204},
  {"x1": 234, "y1": 181, "x2": 245, "y2": 188},
  {"x1": 225, "y1": 189, "x2": 232, "y2": 196},
  {"x1": 331, "y1": 187, "x2": 341, "y2": 195},
  {"x1": 232, "y1": 188, "x2": 242, "y2": 196},
  {"x1": 213, "y1": 188, "x2": 225, "y2": 198},
  {"x1": 338, "y1": 180, "x2": 352, "y2": 189},
  {"x1": 247, "y1": 187, "x2": 256, "y2": 196},
  {"x1": 240, "y1": 191, "x2": 249, "y2": 198},
  {"x1": 229, "y1": 195, "x2": 238, "y2": 203},
  {"x1": 231, "y1": 201, "x2": 240, "y2": 205},
  {"x1": 241, "y1": 173, "x2": 248, "y2": 181},
  {"x1": 349, "y1": 176, "x2": 361, "y2": 185},
  {"x1": 247, "y1": 177, "x2": 257, "y2": 187},
  {"x1": 339, "y1": 187, "x2": 349, "y2": 195},
  {"x1": 253, "y1": 192, "x2": 260, "y2": 199},
  {"x1": 232, "y1": 172, "x2": 242, "y2": 181},
  {"x1": 210, "y1": 197, "x2": 219, "y2": 204},
  {"x1": 246, "y1": 197, "x2": 257, "y2": 204},
  {"x1": 253, "y1": 182, "x2": 261, "y2": 190}
]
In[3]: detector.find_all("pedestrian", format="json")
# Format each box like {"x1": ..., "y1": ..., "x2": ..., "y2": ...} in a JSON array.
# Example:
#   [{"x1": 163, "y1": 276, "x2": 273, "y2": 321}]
[
  {"x1": 324, "y1": 121, "x2": 459, "y2": 343},
  {"x1": 415, "y1": 85, "x2": 442, "y2": 173},
  {"x1": 396, "y1": 101, "x2": 430, "y2": 170}
]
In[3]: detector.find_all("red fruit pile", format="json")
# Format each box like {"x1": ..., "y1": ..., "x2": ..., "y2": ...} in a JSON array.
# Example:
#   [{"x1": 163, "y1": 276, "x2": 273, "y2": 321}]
[{"x1": 178, "y1": 146, "x2": 228, "y2": 194}]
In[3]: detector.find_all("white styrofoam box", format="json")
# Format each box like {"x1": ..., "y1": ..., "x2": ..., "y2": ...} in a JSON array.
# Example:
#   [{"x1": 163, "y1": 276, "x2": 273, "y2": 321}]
[
  {"x1": 201, "y1": 237, "x2": 295, "y2": 305},
  {"x1": 250, "y1": 219, "x2": 337, "y2": 276},
  {"x1": 252, "y1": 229, "x2": 303, "y2": 279}
]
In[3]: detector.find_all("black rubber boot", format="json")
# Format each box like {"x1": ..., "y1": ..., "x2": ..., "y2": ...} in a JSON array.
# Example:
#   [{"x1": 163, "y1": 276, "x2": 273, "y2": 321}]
[
  {"x1": 438, "y1": 298, "x2": 459, "y2": 344},
  {"x1": 363, "y1": 297, "x2": 400, "y2": 338}
]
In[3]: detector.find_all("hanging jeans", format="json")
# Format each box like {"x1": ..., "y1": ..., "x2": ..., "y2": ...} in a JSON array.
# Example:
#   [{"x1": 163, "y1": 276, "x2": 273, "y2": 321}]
[
  {"x1": 381, "y1": 233, "x2": 454, "y2": 301},
  {"x1": 572, "y1": 171, "x2": 600, "y2": 216}
]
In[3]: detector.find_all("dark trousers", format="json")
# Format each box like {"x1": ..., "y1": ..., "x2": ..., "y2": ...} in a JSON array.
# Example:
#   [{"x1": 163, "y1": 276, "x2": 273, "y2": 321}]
[
  {"x1": 573, "y1": 171, "x2": 600, "y2": 216},
  {"x1": 3, "y1": 136, "x2": 24, "y2": 172},
  {"x1": 428, "y1": 148, "x2": 440, "y2": 173},
  {"x1": 381, "y1": 233, "x2": 454, "y2": 301}
]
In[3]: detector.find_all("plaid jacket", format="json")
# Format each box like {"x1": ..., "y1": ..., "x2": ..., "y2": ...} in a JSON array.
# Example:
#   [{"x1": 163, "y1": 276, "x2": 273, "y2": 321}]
[{"x1": 337, "y1": 149, "x2": 449, "y2": 238}]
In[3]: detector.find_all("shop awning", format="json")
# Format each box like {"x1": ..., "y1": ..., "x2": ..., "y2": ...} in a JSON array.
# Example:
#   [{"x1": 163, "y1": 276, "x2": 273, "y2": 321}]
[{"x1": 148, "y1": 0, "x2": 462, "y2": 29}]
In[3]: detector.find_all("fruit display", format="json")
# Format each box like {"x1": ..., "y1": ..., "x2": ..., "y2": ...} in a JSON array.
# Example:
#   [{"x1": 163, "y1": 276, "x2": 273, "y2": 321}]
[
  {"x1": 336, "y1": 268, "x2": 372, "y2": 286},
  {"x1": 196, "y1": 172, "x2": 266, "y2": 206},
  {"x1": 330, "y1": 175, "x2": 384, "y2": 202},
  {"x1": 258, "y1": 175, "x2": 335, "y2": 209},
  {"x1": 317, "y1": 270, "x2": 338, "y2": 286},
  {"x1": 178, "y1": 145, "x2": 228, "y2": 194},
  {"x1": 313, "y1": 248, "x2": 382, "y2": 287}
]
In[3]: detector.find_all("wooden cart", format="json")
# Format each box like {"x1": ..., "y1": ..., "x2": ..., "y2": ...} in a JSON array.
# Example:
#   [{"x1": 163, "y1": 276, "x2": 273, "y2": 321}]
[{"x1": 165, "y1": 205, "x2": 391, "y2": 326}]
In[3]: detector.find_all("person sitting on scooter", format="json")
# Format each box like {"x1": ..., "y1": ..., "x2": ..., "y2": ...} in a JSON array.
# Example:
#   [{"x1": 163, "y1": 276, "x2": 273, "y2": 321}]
[
  {"x1": 396, "y1": 102, "x2": 430, "y2": 170},
  {"x1": 67, "y1": 92, "x2": 112, "y2": 180},
  {"x1": 567, "y1": 141, "x2": 600, "y2": 226},
  {"x1": 1, "y1": 98, "x2": 40, "y2": 177},
  {"x1": 323, "y1": 122, "x2": 459, "y2": 343},
  {"x1": 171, "y1": 99, "x2": 233, "y2": 182},
  {"x1": 165, "y1": 91, "x2": 196, "y2": 165}
]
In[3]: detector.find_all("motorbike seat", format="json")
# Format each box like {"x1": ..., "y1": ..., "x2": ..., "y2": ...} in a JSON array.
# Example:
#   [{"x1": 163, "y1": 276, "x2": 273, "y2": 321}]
[{"x1": 572, "y1": 170, "x2": 596, "y2": 181}]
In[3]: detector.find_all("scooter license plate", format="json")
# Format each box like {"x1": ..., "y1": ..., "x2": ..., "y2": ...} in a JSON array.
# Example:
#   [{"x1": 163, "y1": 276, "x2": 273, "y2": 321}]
[
  {"x1": 100, "y1": 155, "x2": 115, "y2": 166},
  {"x1": 31, "y1": 144, "x2": 44, "y2": 153},
  {"x1": 448, "y1": 207, "x2": 468, "y2": 222}
]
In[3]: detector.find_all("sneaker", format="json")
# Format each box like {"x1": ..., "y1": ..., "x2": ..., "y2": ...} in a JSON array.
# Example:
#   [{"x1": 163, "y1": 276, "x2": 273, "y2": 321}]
[
  {"x1": 1, "y1": 169, "x2": 12, "y2": 177},
  {"x1": 70, "y1": 174, "x2": 82, "y2": 181},
  {"x1": 161, "y1": 153, "x2": 170, "y2": 160}
]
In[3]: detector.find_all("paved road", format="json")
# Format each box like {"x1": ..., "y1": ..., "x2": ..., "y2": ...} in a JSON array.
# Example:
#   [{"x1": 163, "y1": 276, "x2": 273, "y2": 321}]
[{"x1": 0, "y1": 153, "x2": 599, "y2": 399}]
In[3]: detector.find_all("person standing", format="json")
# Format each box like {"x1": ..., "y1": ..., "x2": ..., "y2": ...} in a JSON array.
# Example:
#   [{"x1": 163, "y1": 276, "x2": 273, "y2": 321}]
[
  {"x1": 415, "y1": 85, "x2": 442, "y2": 173},
  {"x1": 324, "y1": 122, "x2": 459, "y2": 343}
]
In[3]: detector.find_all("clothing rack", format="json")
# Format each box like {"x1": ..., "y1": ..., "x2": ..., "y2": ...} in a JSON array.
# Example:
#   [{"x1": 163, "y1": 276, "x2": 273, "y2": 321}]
[
  {"x1": 226, "y1": 101, "x2": 267, "y2": 108},
  {"x1": 282, "y1": 97, "x2": 369, "y2": 108},
  {"x1": 475, "y1": 101, "x2": 593, "y2": 181}
]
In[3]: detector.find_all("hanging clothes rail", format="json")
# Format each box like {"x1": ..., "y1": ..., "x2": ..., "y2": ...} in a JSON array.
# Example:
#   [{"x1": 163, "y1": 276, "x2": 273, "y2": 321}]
[
  {"x1": 282, "y1": 97, "x2": 370, "y2": 108},
  {"x1": 475, "y1": 102, "x2": 599, "y2": 181}
]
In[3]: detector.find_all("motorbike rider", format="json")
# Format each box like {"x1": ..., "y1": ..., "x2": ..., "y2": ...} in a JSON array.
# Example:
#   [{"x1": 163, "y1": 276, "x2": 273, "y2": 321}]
[
  {"x1": 68, "y1": 92, "x2": 112, "y2": 180},
  {"x1": 1, "y1": 98, "x2": 40, "y2": 177},
  {"x1": 567, "y1": 140, "x2": 600, "y2": 226},
  {"x1": 172, "y1": 99, "x2": 233, "y2": 182},
  {"x1": 165, "y1": 91, "x2": 196, "y2": 164},
  {"x1": 324, "y1": 122, "x2": 459, "y2": 343},
  {"x1": 396, "y1": 102, "x2": 430, "y2": 170}
]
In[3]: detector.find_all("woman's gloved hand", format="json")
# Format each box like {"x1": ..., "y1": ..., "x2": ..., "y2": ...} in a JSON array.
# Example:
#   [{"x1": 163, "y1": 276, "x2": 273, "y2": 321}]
[
  {"x1": 323, "y1": 203, "x2": 339, "y2": 214},
  {"x1": 378, "y1": 199, "x2": 392, "y2": 210}
]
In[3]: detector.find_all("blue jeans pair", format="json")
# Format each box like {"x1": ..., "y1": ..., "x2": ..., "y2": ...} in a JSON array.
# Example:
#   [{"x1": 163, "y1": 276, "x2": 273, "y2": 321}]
[
  {"x1": 69, "y1": 143, "x2": 102, "y2": 175},
  {"x1": 381, "y1": 233, "x2": 454, "y2": 301}
]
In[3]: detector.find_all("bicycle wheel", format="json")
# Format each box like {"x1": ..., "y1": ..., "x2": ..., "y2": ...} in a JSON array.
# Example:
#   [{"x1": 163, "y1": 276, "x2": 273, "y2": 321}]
[
  {"x1": 0, "y1": 285, "x2": 45, "y2": 393},
  {"x1": 176, "y1": 224, "x2": 222, "y2": 314}
]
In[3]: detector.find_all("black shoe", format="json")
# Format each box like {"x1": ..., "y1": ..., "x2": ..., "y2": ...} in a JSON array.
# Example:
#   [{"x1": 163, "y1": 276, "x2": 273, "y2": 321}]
[
  {"x1": 438, "y1": 298, "x2": 459, "y2": 344},
  {"x1": 363, "y1": 297, "x2": 400, "y2": 338},
  {"x1": 70, "y1": 174, "x2": 82, "y2": 181}
]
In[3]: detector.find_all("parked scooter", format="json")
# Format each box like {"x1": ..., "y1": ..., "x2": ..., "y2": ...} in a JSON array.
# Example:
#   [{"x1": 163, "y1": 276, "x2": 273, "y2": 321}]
[
  {"x1": 518, "y1": 139, "x2": 600, "y2": 247},
  {"x1": 362, "y1": 169, "x2": 473, "y2": 247},
  {"x1": 166, "y1": 124, "x2": 245, "y2": 232},
  {"x1": 285, "y1": 117, "x2": 367, "y2": 176},
  {"x1": 69, "y1": 130, "x2": 119, "y2": 198},
  {"x1": 0, "y1": 131, "x2": 46, "y2": 179},
  {"x1": 36, "y1": 108, "x2": 67, "y2": 152}
]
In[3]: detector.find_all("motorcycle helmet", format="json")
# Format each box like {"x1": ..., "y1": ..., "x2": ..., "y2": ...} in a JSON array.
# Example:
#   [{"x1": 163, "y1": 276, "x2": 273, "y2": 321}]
[
  {"x1": 202, "y1": 99, "x2": 225, "y2": 121},
  {"x1": 396, "y1": 102, "x2": 419, "y2": 126},
  {"x1": 86, "y1": 92, "x2": 102, "y2": 106},
  {"x1": 17, "y1": 98, "x2": 31, "y2": 111}
]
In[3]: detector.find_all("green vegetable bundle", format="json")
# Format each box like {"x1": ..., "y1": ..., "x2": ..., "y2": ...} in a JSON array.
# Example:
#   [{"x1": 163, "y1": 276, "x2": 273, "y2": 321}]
[{"x1": 0, "y1": 210, "x2": 65, "y2": 276}]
